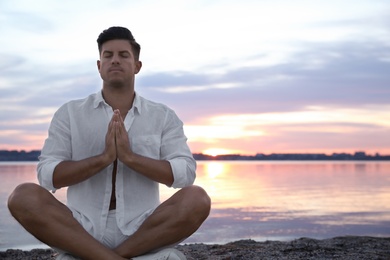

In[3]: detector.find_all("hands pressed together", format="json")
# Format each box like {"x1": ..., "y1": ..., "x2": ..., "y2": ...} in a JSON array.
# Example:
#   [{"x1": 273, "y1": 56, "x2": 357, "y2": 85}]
[{"x1": 104, "y1": 109, "x2": 132, "y2": 164}]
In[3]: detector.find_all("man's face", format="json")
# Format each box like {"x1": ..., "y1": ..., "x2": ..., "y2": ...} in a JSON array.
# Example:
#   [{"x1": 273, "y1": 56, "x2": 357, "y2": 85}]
[{"x1": 97, "y1": 39, "x2": 141, "y2": 86}]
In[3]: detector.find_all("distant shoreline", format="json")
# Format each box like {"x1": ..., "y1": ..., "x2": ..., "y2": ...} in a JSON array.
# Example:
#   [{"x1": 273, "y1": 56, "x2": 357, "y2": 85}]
[{"x1": 1, "y1": 150, "x2": 389, "y2": 161}]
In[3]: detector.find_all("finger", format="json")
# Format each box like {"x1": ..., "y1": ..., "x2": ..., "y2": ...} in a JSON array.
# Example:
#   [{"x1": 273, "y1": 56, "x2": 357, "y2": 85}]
[
  {"x1": 118, "y1": 111, "x2": 124, "y2": 123},
  {"x1": 113, "y1": 112, "x2": 119, "y2": 123},
  {"x1": 113, "y1": 112, "x2": 125, "y2": 131},
  {"x1": 114, "y1": 109, "x2": 120, "y2": 118},
  {"x1": 115, "y1": 121, "x2": 122, "y2": 139},
  {"x1": 108, "y1": 118, "x2": 116, "y2": 136}
]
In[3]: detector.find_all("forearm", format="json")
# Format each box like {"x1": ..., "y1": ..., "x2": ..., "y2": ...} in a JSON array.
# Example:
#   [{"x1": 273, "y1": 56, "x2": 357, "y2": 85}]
[
  {"x1": 123, "y1": 152, "x2": 174, "y2": 186},
  {"x1": 53, "y1": 153, "x2": 113, "y2": 189}
]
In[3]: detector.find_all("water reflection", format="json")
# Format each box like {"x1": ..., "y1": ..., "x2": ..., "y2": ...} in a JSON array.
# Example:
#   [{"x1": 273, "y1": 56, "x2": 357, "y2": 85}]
[
  {"x1": 205, "y1": 161, "x2": 227, "y2": 179},
  {"x1": 1, "y1": 161, "x2": 390, "y2": 247},
  {"x1": 161, "y1": 161, "x2": 390, "y2": 243},
  {"x1": 196, "y1": 161, "x2": 390, "y2": 215}
]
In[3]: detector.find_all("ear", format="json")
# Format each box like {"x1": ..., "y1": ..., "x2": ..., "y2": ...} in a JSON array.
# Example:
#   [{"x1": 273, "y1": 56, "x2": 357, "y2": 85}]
[
  {"x1": 135, "y1": 61, "x2": 142, "y2": 74},
  {"x1": 97, "y1": 60, "x2": 101, "y2": 70}
]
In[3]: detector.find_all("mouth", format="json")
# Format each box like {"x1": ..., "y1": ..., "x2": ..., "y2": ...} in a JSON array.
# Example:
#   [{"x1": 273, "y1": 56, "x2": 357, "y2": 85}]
[{"x1": 109, "y1": 67, "x2": 123, "y2": 72}]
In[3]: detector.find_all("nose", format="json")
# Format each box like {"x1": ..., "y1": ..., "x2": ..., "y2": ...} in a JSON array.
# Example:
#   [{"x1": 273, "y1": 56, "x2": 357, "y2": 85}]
[{"x1": 111, "y1": 54, "x2": 120, "y2": 64}]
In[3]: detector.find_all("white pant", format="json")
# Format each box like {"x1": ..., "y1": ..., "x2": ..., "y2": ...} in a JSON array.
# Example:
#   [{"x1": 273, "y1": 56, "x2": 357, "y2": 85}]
[
  {"x1": 54, "y1": 209, "x2": 182, "y2": 257},
  {"x1": 101, "y1": 210, "x2": 129, "y2": 248},
  {"x1": 54, "y1": 210, "x2": 128, "y2": 255}
]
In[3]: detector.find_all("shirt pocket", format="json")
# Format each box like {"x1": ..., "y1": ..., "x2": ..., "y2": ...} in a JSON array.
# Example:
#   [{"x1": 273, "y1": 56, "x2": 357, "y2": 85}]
[{"x1": 131, "y1": 135, "x2": 161, "y2": 159}]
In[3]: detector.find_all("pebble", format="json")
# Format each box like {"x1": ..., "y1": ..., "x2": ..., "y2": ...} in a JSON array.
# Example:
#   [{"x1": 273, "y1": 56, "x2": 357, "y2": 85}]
[{"x1": 1, "y1": 236, "x2": 389, "y2": 259}]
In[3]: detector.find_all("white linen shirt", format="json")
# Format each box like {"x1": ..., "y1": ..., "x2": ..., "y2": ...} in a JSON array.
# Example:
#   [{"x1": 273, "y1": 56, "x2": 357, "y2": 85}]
[{"x1": 37, "y1": 91, "x2": 196, "y2": 240}]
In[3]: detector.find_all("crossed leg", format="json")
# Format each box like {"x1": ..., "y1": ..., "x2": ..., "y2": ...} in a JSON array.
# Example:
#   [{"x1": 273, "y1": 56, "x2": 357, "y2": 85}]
[
  {"x1": 7, "y1": 183, "x2": 211, "y2": 259},
  {"x1": 8, "y1": 183, "x2": 124, "y2": 260},
  {"x1": 114, "y1": 185, "x2": 211, "y2": 258}
]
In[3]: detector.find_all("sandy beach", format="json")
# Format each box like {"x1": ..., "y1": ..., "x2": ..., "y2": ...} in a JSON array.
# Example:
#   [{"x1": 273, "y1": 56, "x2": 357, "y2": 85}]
[{"x1": 1, "y1": 236, "x2": 389, "y2": 259}]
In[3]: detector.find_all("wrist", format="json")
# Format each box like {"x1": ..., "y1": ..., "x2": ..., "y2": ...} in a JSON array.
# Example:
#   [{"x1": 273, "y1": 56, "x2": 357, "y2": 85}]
[
  {"x1": 99, "y1": 152, "x2": 115, "y2": 166},
  {"x1": 122, "y1": 150, "x2": 136, "y2": 166}
]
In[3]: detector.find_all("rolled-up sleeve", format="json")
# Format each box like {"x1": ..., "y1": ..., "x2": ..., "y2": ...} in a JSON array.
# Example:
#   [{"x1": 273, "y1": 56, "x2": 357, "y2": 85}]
[
  {"x1": 37, "y1": 158, "x2": 61, "y2": 192},
  {"x1": 37, "y1": 104, "x2": 72, "y2": 192},
  {"x1": 161, "y1": 109, "x2": 196, "y2": 188},
  {"x1": 168, "y1": 157, "x2": 196, "y2": 188}
]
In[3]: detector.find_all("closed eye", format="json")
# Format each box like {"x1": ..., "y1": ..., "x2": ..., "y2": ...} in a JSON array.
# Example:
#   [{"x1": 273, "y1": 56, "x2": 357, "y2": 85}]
[
  {"x1": 119, "y1": 51, "x2": 130, "y2": 58},
  {"x1": 103, "y1": 51, "x2": 113, "y2": 58}
]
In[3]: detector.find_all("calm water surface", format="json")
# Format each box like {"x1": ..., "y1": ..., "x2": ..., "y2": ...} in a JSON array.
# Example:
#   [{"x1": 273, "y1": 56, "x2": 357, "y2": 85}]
[{"x1": 1, "y1": 161, "x2": 390, "y2": 250}]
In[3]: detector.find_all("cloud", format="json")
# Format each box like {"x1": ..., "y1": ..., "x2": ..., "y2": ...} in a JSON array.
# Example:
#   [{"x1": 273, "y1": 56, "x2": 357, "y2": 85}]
[
  {"x1": 136, "y1": 39, "x2": 390, "y2": 124},
  {"x1": 1, "y1": 0, "x2": 389, "y2": 152},
  {"x1": 1, "y1": 11, "x2": 54, "y2": 33},
  {"x1": 2, "y1": 34, "x2": 389, "y2": 152},
  {"x1": 0, "y1": 54, "x2": 101, "y2": 137}
]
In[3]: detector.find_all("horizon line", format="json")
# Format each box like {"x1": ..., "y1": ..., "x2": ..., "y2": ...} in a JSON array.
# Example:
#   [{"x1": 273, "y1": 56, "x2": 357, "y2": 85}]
[{"x1": 1, "y1": 149, "x2": 389, "y2": 157}]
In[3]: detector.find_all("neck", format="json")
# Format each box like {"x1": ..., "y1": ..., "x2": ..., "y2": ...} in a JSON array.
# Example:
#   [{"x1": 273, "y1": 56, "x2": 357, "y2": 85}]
[{"x1": 102, "y1": 86, "x2": 135, "y2": 115}]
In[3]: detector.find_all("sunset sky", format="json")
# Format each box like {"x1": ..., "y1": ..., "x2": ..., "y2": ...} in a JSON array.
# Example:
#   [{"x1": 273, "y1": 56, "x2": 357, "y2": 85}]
[{"x1": 1, "y1": 0, "x2": 389, "y2": 156}]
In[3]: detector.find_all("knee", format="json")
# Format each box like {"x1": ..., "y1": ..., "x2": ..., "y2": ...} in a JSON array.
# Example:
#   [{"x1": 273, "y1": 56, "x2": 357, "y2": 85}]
[
  {"x1": 183, "y1": 185, "x2": 211, "y2": 220},
  {"x1": 8, "y1": 183, "x2": 43, "y2": 216}
]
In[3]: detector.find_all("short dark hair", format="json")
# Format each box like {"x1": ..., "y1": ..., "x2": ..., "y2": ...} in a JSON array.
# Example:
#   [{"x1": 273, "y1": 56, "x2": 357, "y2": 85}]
[{"x1": 97, "y1": 26, "x2": 141, "y2": 60}]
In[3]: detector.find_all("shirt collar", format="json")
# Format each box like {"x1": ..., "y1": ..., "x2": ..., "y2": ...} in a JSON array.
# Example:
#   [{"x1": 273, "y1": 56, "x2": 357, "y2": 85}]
[
  {"x1": 132, "y1": 92, "x2": 142, "y2": 114},
  {"x1": 93, "y1": 91, "x2": 105, "y2": 108},
  {"x1": 93, "y1": 90, "x2": 142, "y2": 114}
]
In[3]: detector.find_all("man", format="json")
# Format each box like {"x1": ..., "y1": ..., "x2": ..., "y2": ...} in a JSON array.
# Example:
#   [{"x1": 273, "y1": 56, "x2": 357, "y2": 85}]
[{"x1": 8, "y1": 26, "x2": 211, "y2": 260}]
